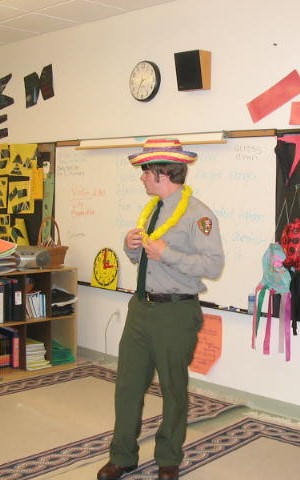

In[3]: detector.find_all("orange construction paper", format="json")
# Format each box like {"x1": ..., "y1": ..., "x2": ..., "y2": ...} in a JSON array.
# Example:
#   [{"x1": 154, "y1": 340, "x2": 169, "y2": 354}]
[
  {"x1": 189, "y1": 313, "x2": 222, "y2": 375},
  {"x1": 247, "y1": 70, "x2": 300, "y2": 123}
]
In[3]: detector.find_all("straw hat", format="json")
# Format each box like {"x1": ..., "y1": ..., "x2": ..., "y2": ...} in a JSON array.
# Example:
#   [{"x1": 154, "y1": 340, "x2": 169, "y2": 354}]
[{"x1": 128, "y1": 138, "x2": 197, "y2": 166}]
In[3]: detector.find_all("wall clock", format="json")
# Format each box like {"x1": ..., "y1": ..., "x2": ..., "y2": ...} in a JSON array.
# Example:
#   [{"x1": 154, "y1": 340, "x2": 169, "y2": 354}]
[
  {"x1": 91, "y1": 248, "x2": 118, "y2": 290},
  {"x1": 129, "y1": 60, "x2": 161, "y2": 102}
]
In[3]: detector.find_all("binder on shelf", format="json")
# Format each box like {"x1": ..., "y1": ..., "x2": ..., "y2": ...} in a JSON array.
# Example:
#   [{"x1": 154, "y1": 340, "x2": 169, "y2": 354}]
[
  {"x1": 0, "y1": 277, "x2": 23, "y2": 322},
  {"x1": 10, "y1": 278, "x2": 23, "y2": 322},
  {"x1": 0, "y1": 326, "x2": 20, "y2": 368},
  {"x1": 13, "y1": 278, "x2": 22, "y2": 321},
  {"x1": 1, "y1": 278, "x2": 13, "y2": 322}
]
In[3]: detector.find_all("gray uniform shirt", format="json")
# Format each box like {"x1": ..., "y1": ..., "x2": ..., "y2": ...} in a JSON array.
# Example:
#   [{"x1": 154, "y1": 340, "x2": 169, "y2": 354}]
[{"x1": 124, "y1": 187, "x2": 224, "y2": 294}]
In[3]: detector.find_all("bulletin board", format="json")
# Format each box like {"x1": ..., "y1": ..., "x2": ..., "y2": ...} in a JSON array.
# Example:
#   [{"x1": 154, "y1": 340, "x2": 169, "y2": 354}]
[
  {"x1": 55, "y1": 134, "x2": 276, "y2": 311},
  {"x1": 0, "y1": 142, "x2": 55, "y2": 245}
]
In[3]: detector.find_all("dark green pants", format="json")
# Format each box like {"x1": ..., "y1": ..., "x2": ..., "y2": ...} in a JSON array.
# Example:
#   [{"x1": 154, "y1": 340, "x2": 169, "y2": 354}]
[{"x1": 110, "y1": 294, "x2": 202, "y2": 467}]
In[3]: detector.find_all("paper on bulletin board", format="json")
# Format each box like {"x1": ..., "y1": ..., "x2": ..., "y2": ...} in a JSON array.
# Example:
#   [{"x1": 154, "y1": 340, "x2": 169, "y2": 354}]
[
  {"x1": 189, "y1": 313, "x2": 222, "y2": 375},
  {"x1": 0, "y1": 215, "x2": 29, "y2": 244}
]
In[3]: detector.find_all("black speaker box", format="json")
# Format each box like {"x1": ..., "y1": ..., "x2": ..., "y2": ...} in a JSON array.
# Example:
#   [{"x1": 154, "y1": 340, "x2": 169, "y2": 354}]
[{"x1": 174, "y1": 50, "x2": 211, "y2": 91}]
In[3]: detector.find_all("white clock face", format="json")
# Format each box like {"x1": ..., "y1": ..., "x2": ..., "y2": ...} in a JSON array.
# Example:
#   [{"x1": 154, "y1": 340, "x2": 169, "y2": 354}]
[{"x1": 129, "y1": 61, "x2": 161, "y2": 102}]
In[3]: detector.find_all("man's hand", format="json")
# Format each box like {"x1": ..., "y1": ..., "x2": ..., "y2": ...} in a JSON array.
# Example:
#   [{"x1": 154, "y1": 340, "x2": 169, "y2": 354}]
[
  {"x1": 125, "y1": 228, "x2": 143, "y2": 249},
  {"x1": 144, "y1": 238, "x2": 166, "y2": 261}
]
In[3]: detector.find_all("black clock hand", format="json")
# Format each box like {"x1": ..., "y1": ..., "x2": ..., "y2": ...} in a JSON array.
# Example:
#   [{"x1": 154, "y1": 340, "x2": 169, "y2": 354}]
[{"x1": 137, "y1": 77, "x2": 146, "y2": 94}]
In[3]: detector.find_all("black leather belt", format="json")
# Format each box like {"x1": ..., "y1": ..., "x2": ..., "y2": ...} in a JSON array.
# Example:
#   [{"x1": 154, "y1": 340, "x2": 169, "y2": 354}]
[{"x1": 144, "y1": 292, "x2": 197, "y2": 303}]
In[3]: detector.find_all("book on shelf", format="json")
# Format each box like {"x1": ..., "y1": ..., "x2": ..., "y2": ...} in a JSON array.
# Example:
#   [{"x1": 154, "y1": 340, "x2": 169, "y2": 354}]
[
  {"x1": 26, "y1": 337, "x2": 46, "y2": 351},
  {"x1": 25, "y1": 337, "x2": 51, "y2": 370},
  {"x1": 0, "y1": 333, "x2": 12, "y2": 367},
  {"x1": 0, "y1": 253, "x2": 20, "y2": 273},
  {"x1": 0, "y1": 326, "x2": 20, "y2": 368},
  {"x1": 26, "y1": 359, "x2": 51, "y2": 371},
  {"x1": 0, "y1": 240, "x2": 19, "y2": 275},
  {"x1": 26, "y1": 344, "x2": 46, "y2": 355},
  {"x1": 0, "y1": 282, "x2": 4, "y2": 323},
  {"x1": 26, "y1": 354, "x2": 47, "y2": 364},
  {"x1": 0, "y1": 354, "x2": 11, "y2": 367}
]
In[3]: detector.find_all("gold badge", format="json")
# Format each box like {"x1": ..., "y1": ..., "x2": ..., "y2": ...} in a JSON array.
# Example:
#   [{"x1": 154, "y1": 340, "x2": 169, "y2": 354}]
[{"x1": 197, "y1": 217, "x2": 212, "y2": 235}]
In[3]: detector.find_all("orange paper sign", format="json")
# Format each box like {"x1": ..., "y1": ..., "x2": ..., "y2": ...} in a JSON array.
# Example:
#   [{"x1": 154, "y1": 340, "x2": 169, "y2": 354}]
[{"x1": 189, "y1": 313, "x2": 222, "y2": 375}]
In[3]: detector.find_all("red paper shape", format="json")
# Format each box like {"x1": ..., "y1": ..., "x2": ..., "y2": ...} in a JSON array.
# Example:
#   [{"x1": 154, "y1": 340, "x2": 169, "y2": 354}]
[
  {"x1": 189, "y1": 314, "x2": 222, "y2": 375},
  {"x1": 289, "y1": 102, "x2": 300, "y2": 125},
  {"x1": 247, "y1": 70, "x2": 300, "y2": 123}
]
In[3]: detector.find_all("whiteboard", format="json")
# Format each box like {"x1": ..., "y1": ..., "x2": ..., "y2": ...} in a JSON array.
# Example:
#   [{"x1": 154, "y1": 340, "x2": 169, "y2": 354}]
[{"x1": 55, "y1": 136, "x2": 276, "y2": 310}]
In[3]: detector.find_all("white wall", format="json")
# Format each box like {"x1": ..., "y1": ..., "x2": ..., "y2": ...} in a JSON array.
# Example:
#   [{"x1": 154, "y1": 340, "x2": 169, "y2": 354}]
[
  {"x1": 4, "y1": 0, "x2": 300, "y2": 143},
  {"x1": 78, "y1": 285, "x2": 300, "y2": 406},
  {"x1": 2, "y1": 0, "x2": 300, "y2": 406}
]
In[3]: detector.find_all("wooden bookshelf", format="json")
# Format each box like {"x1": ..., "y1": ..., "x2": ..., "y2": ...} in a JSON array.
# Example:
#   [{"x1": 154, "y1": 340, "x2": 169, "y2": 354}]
[{"x1": 0, "y1": 267, "x2": 77, "y2": 380}]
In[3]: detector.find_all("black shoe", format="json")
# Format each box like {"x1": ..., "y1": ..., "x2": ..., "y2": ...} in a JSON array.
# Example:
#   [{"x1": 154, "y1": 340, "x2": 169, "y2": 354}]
[
  {"x1": 97, "y1": 461, "x2": 138, "y2": 480},
  {"x1": 158, "y1": 465, "x2": 179, "y2": 480}
]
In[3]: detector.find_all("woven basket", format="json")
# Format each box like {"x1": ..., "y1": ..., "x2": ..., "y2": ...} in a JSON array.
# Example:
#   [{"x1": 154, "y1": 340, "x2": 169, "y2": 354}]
[{"x1": 37, "y1": 216, "x2": 68, "y2": 267}]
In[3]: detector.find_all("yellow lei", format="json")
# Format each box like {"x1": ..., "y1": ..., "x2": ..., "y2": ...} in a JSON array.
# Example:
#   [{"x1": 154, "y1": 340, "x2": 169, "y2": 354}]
[{"x1": 137, "y1": 184, "x2": 192, "y2": 241}]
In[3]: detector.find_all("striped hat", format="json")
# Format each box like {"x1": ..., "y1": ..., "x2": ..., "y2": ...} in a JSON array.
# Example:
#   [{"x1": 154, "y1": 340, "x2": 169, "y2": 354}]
[{"x1": 128, "y1": 138, "x2": 197, "y2": 166}]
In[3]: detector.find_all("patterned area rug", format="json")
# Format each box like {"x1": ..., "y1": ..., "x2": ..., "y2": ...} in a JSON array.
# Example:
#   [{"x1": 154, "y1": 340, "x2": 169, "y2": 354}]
[
  {"x1": 0, "y1": 363, "x2": 245, "y2": 480},
  {"x1": 129, "y1": 417, "x2": 300, "y2": 479},
  {"x1": 1, "y1": 415, "x2": 299, "y2": 480},
  {"x1": 0, "y1": 362, "x2": 240, "y2": 421}
]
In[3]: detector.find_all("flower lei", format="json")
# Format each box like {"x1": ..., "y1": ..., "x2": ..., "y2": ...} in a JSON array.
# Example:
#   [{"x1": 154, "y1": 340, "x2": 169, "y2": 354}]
[{"x1": 137, "y1": 184, "x2": 192, "y2": 241}]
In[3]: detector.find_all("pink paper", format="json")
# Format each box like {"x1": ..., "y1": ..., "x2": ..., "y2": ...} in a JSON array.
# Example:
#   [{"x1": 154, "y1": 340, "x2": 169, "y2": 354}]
[
  {"x1": 247, "y1": 70, "x2": 300, "y2": 123},
  {"x1": 289, "y1": 101, "x2": 300, "y2": 125}
]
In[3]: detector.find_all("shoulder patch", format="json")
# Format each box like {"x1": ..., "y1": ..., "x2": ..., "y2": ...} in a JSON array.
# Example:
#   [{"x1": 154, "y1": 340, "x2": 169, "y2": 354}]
[{"x1": 197, "y1": 217, "x2": 212, "y2": 235}]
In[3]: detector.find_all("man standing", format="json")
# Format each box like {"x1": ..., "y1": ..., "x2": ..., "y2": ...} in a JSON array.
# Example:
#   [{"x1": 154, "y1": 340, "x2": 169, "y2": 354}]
[{"x1": 97, "y1": 138, "x2": 224, "y2": 480}]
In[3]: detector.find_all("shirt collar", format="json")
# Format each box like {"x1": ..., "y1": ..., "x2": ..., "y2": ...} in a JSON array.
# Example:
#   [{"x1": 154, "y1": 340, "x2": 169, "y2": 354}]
[{"x1": 161, "y1": 186, "x2": 183, "y2": 210}]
